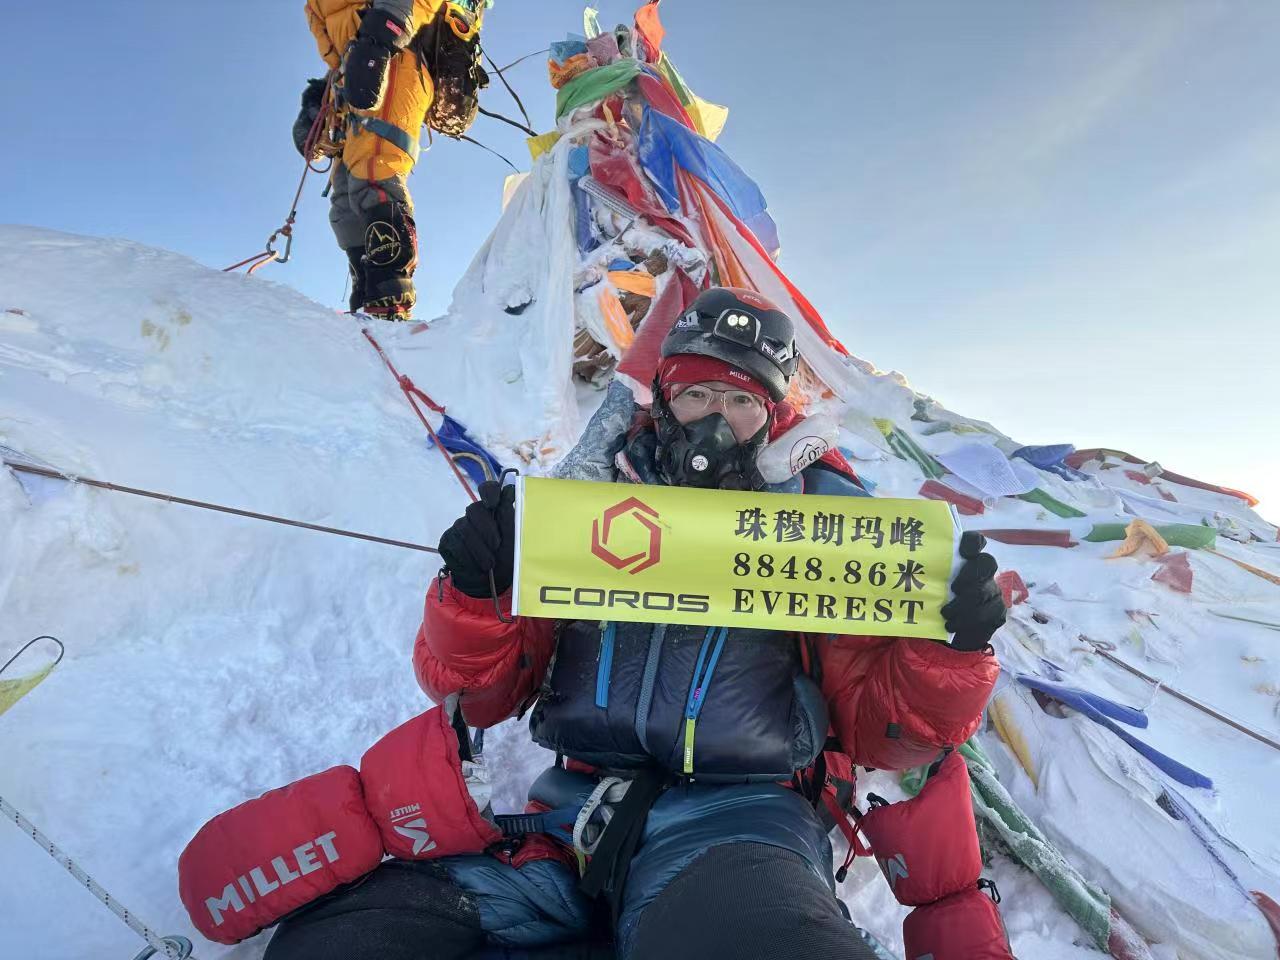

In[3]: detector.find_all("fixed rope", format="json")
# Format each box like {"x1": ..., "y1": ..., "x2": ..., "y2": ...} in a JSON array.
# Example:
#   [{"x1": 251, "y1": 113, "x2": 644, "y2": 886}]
[
  {"x1": 1082, "y1": 637, "x2": 1280, "y2": 753},
  {"x1": 458, "y1": 134, "x2": 521, "y2": 172},
  {"x1": 1, "y1": 454, "x2": 438, "y2": 555},
  {"x1": 223, "y1": 71, "x2": 337, "y2": 276},
  {"x1": 360, "y1": 328, "x2": 478, "y2": 502},
  {"x1": 0, "y1": 796, "x2": 195, "y2": 960},
  {"x1": 479, "y1": 44, "x2": 538, "y2": 137},
  {"x1": 0, "y1": 641, "x2": 194, "y2": 959}
]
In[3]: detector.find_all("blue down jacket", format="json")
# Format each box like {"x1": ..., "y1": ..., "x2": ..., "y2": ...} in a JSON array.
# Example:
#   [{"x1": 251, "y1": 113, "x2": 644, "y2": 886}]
[
  {"x1": 415, "y1": 432, "x2": 967, "y2": 957},
  {"x1": 444, "y1": 435, "x2": 869, "y2": 954},
  {"x1": 528, "y1": 431, "x2": 867, "y2": 782}
]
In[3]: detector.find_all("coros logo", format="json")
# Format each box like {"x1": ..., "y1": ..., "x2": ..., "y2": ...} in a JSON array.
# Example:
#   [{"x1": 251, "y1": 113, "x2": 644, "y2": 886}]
[{"x1": 590, "y1": 497, "x2": 662, "y2": 574}]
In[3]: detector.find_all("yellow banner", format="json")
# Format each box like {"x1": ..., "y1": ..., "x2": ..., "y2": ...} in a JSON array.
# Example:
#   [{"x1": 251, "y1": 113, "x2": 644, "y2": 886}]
[{"x1": 513, "y1": 478, "x2": 958, "y2": 639}]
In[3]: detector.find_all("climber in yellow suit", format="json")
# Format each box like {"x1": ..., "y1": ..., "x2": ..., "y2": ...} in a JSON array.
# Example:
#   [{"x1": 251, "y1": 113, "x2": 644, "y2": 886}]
[{"x1": 301, "y1": 0, "x2": 478, "y2": 318}]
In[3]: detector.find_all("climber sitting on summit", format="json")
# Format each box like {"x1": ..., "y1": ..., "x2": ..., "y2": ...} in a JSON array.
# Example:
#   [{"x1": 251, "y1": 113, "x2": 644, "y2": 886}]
[{"x1": 263, "y1": 287, "x2": 1011, "y2": 959}]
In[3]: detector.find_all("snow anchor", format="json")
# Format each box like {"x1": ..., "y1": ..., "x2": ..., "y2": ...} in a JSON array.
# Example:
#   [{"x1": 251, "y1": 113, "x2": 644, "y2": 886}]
[{"x1": 1, "y1": 449, "x2": 439, "y2": 555}]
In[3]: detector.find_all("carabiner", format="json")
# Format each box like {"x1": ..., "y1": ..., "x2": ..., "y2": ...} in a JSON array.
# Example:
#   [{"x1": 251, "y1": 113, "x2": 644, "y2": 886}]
[{"x1": 265, "y1": 226, "x2": 294, "y2": 265}]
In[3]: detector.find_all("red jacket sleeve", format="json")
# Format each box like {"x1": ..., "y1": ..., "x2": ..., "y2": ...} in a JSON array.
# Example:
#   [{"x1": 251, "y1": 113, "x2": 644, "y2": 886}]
[
  {"x1": 414, "y1": 582, "x2": 557, "y2": 729},
  {"x1": 818, "y1": 635, "x2": 998, "y2": 770}
]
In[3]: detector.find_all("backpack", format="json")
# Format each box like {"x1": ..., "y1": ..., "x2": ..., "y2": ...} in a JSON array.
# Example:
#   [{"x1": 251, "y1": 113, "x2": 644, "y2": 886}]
[{"x1": 417, "y1": 2, "x2": 489, "y2": 139}]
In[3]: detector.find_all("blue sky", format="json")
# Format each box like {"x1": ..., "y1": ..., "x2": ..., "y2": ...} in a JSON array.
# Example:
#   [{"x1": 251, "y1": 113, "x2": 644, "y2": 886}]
[{"x1": 4, "y1": 1, "x2": 1278, "y2": 517}]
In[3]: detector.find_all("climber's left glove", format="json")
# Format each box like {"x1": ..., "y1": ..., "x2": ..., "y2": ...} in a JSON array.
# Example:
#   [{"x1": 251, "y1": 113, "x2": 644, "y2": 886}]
[
  {"x1": 342, "y1": 7, "x2": 415, "y2": 111},
  {"x1": 941, "y1": 532, "x2": 1007, "y2": 651},
  {"x1": 437, "y1": 481, "x2": 517, "y2": 599}
]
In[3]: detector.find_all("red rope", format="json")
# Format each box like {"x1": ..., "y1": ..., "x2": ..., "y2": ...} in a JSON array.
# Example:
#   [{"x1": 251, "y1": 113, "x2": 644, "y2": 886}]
[
  {"x1": 362, "y1": 328, "x2": 478, "y2": 502},
  {"x1": 223, "y1": 73, "x2": 335, "y2": 275},
  {"x1": 223, "y1": 250, "x2": 276, "y2": 273}
]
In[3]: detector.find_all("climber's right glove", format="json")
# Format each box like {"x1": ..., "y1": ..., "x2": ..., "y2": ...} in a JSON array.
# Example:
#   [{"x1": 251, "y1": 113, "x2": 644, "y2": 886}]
[
  {"x1": 342, "y1": 7, "x2": 415, "y2": 111},
  {"x1": 438, "y1": 481, "x2": 516, "y2": 598},
  {"x1": 941, "y1": 532, "x2": 1007, "y2": 652},
  {"x1": 292, "y1": 77, "x2": 328, "y2": 158}
]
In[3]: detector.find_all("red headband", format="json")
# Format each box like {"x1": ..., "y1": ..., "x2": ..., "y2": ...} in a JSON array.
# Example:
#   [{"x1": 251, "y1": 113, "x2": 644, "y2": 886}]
[{"x1": 657, "y1": 355, "x2": 772, "y2": 400}]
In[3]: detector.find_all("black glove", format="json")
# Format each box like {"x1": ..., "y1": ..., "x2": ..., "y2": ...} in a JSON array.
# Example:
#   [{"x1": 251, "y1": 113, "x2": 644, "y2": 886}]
[
  {"x1": 941, "y1": 532, "x2": 1007, "y2": 652},
  {"x1": 292, "y1": 77, "x2": 328, "y2": 158},
  {"x1": 438, "y1": 481, "x2": 516, "y2": 599},
  {"x1": 342, "y1": 7, "x2": 415, "y2": 111}
]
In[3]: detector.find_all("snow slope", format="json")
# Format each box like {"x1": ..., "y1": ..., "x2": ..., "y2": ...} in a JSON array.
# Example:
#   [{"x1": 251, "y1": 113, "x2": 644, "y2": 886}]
[
  {"x1": 2, "y1": 223, "x2": 1279, "y2": 960},
  {"x1": 0, "y1": 226, "x2": 515, "y2": 957}
]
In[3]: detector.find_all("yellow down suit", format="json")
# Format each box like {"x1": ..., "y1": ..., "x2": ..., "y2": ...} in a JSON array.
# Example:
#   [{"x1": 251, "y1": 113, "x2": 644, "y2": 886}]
[{"x1": 305, "y1": 0, "x2": 447, "y2": 316}]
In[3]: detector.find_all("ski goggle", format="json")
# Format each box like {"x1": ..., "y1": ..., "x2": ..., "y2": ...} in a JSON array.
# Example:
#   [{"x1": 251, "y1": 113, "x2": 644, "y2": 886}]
[
  {"x1": 668, "y1": 384, "x2": 769, "y2": 432},
  {"x1": 444, "y1": 3, "x2": 482, "y2": 41}
]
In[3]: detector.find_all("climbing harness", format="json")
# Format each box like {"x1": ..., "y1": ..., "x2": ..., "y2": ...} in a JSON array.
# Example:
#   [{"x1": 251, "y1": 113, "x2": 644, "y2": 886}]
[
  {"x1": 571, "y1": 775, "x2": 627, "y2": 868},
  {"x1": 1, "y1": 448, "x2": 439, "y2": 556},
  {"x1": 579, "y1": 766, "x2": 670, "y2": 923},
  {"x1": 223, "y1": 71, "x2": 339, "y2": 276},
  {"x1": 0, "y1": 641, "x2": 195, "y2": 959},
  {"x1": 226, "y1": 33, "x2": 543, "y2": 276},
  {"x1": 361, "y1": 327, "x2": 478, "y2": 502}
]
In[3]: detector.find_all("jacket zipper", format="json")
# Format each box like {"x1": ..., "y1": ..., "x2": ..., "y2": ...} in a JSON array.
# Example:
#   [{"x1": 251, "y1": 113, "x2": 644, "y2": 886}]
[
  {"x1": 682, "y1": 626, "x2": 728, "y2": 774},
  {"x1": 595, "y1": 622, "x2": 616, "y2": 709}
]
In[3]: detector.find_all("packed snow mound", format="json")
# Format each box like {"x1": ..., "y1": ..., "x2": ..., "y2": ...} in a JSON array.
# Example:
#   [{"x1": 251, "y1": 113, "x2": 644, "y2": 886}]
[{"x1": 0, "y1": 226, "x2": 512, "y2": 958}]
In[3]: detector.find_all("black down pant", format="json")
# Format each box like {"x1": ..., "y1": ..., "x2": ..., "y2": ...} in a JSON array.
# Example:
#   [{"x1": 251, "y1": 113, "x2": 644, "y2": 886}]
[{"x1": 264, "y1": 842, "x2": 885, "y2": 960}]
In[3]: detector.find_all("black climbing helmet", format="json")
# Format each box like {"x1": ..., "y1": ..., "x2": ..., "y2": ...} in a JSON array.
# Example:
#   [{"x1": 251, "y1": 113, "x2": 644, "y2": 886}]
[{"x1": 660, "y1": 287, "x2": 798, "y2": 401}]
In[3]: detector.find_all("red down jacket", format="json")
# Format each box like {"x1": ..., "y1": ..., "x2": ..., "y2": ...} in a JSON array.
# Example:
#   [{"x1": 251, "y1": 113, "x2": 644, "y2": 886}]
[
  {"x1": 858, "y1": 750, "x2": 1015, "y2": 959},
  {"x1": 414, "y1": 581, "x2": 998, "y2": 773},
  {"x1": 178, "y1": 707, "x2": 503, "y2": 945}
]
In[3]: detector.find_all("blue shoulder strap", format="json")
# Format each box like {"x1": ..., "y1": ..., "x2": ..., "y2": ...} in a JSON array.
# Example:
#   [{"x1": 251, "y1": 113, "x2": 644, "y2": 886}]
[{"x1": 348, "y1": 115, "x2": 421, "y2": 164}]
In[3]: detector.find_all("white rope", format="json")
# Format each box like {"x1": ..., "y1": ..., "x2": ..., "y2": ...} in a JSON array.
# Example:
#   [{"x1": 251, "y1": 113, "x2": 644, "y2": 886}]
[{"x1": 0, "y1": 795, "x2": 194, "y2": 959}]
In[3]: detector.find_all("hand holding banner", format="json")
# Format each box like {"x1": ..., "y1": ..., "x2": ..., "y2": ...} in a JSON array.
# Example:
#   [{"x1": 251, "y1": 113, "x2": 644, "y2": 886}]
[{"x1": 513, "y1": 478, "x2": 958, "y2": 639}]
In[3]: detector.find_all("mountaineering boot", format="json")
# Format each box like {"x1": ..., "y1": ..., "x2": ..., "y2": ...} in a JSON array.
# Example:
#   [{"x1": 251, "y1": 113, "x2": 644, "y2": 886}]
[
  {"x1": 342, "y1": 8, "x2": 415, "y2": 112},
  {"x1": 361, "y1": 201, "x2": 418, "y2": 320},
  {"x1": 345, "y1": 247, "x2": 367, "y2": 314}
]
